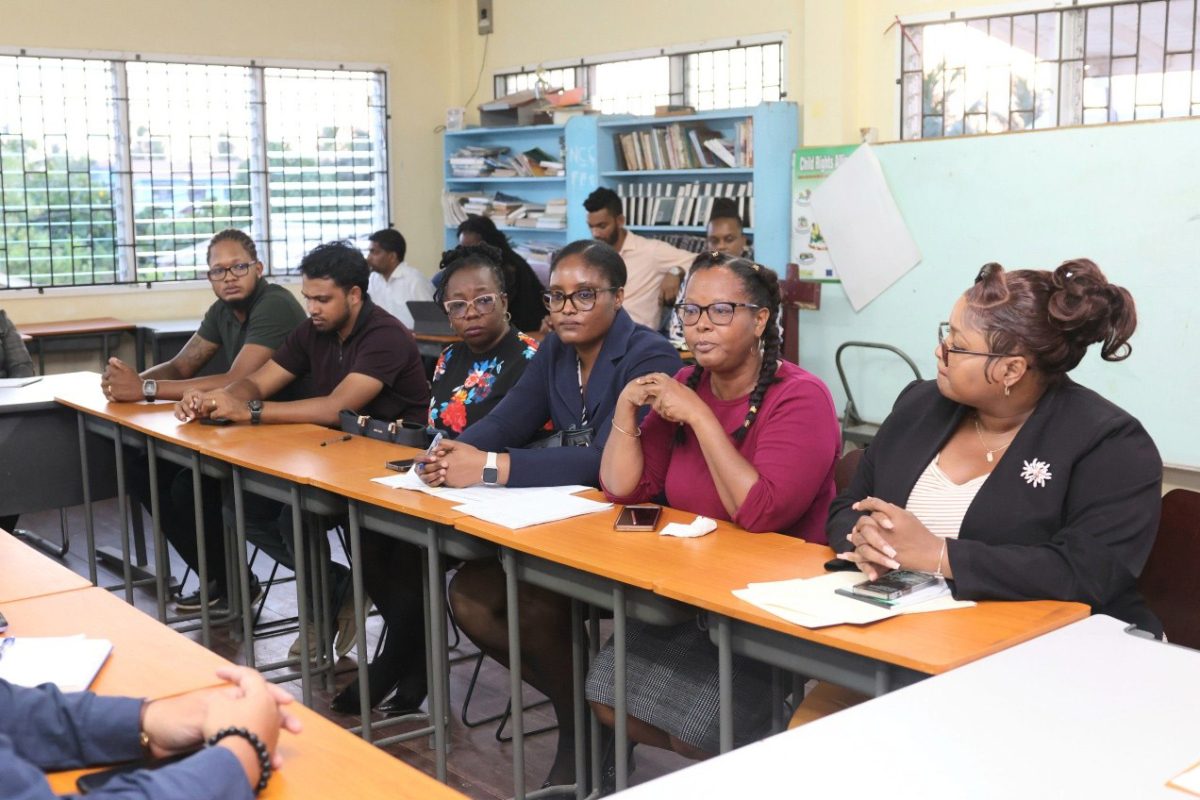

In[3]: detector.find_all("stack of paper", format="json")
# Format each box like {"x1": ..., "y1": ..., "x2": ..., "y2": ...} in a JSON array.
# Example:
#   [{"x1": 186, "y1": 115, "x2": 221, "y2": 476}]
[
  {"x1": 0, "y1": 635, "x2": 113, "y2": 691},
  {"x1": 733, "y1": 572, "x2": 974, "y2": 628}
]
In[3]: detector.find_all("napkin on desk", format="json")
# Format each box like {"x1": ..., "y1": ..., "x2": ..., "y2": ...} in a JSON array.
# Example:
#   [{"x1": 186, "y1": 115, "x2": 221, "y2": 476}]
[{"x1": 660, "y1": 516, "x2": 717, "y2": 538}]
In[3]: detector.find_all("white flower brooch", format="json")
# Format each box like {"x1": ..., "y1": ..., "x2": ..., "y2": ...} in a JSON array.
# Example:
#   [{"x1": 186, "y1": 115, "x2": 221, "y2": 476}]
[{"x1": 1020, "y1": 458, "x2": 1052, "y2": 488}]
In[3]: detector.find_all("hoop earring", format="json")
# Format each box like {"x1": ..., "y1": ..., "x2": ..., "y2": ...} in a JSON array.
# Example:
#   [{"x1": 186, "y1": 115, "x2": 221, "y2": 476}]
[
  {"x1": 1004, "y1": 383, "x2": 1011, "y2": 397},
  {"x1": 503, "y1": 311, "x2": 512, "y2": 322}
]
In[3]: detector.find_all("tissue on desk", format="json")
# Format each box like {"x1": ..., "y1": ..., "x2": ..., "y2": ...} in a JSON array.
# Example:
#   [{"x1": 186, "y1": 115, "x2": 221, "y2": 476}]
[{"x1": 660, "y1": 516, "x2": 717, "y2": 538}]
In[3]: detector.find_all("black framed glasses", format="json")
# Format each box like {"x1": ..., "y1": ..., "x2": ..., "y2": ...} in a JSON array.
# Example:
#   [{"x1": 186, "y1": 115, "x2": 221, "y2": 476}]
[
  {"x1": 937, "y1": 321, "x2": 1015, "y2": 367},
  {"x1": 542, "y1": 287, "x2": 619, "y2": 312},
  {"x1": 443, "y1": 293, "x2": 500, "y2": 319},
  {"x1": 207, "y1": 261, "x2": 256, "y2": 281},
  {"x1": 674, "y1": 301, "x2": 762, "y2": 327}
]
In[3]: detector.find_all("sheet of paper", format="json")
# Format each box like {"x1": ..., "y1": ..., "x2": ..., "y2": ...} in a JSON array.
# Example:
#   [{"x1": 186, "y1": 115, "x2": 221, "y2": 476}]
[
  {"x1": 0, "y1": 377, "x2": 41, "y2": 389},
  {"x1": 0, "y1": 635, "x2": 113, "y2": 692},
  {"x1": 809, "y1": 144, "x2": 921, "y2": 311},
  {"x1": 733, "y1": 572, "x2": 974, "y2": 629},
  {"x1": 370, "y1": 469, "x2": 591, "y2": 504},
  {"x1": 1169, "y1": 761, "x2": 1200, "y2": 796},
  {"x1": 452, "y1": 494, "x2": 612, "y2": 529}
]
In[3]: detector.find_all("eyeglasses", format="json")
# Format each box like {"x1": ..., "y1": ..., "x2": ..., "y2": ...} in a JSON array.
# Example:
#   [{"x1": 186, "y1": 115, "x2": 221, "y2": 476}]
[
  {"x1": 542, "y1": 287, "x2": 619, "y2": 312},
  {"x1": 674, "y1": 301, "x2": 762, "y2": 327},
  {"x1": 937, "y1": 321, "x2": 1015, "y2": 367},
  {"x1": 207, "y1": 261, "x2": 256, "y2": 281},
  {"x1": 443, "y1": 293, "x2": 500, "y2": 319}
]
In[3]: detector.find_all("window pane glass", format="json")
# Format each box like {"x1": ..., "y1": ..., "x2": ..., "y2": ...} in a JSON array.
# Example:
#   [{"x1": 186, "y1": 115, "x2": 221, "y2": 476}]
[
  {"x1": 594, "y1": 56, "x2": 669, "y2": 115},
  {"x1": 1166, "y1": 0, "x2": 1194, "y2": 52},
  {"x1": 0, "y1": 56, "x2": 119, "y2": 288}
]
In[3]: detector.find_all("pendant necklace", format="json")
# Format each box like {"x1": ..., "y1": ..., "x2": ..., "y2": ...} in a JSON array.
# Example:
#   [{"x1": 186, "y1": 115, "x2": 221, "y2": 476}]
[{"x1": 973, "y1": 414, "x2": 1017, "y2": 463}]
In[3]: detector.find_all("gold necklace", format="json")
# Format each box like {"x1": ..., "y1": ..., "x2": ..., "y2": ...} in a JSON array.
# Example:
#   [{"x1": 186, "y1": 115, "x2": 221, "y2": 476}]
[{"x1": 972, "y1": 414, "x2": 1017, "y2": 463}]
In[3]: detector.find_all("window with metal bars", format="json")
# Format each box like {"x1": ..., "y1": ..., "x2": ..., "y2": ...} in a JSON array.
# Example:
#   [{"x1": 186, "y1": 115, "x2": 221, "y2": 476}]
[
  {"x1": 493, "y1": 40, "x2": 784, "y2": 117},
  {"x1": 0, "y1": 54, "x2": 388, "y2": 289},
  {"x1": 900, "y1": 1, "x2": 1200, "y2": 140}
]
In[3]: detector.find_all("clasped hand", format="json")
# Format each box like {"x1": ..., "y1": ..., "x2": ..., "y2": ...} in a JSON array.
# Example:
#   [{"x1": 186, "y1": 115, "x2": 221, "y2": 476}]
[
  {"x1": 416, "y1": 439, "x2": 484, "y2": 488},
  {"x1": 176, "y1": 389, "x2": 244, "y2": 423},
  {"x1": 836, "y1": 497, "x2": 943, "y2": 580},
  {"x1": 619, "y1": 372, "x2": 703, "y2": 426}
]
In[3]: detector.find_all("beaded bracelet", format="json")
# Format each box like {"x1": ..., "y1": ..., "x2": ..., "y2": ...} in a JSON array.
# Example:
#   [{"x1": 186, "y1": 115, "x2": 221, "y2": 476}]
[{"x1": 206, "y1": 726, "x2": 272, "y2": 794}]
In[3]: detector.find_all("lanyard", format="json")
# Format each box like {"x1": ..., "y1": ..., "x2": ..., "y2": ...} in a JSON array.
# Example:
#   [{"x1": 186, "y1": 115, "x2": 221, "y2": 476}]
[{"x1": 576, "y1": 357, "x2": 589, "y2": 428}]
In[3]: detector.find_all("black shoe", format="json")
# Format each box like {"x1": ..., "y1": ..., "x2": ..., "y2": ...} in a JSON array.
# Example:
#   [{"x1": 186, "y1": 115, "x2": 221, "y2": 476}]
[
  {"x1": 174, "y1": 578, "x2": 262, "y2": 613},
  {"x1": 599, "y1": 738, "x2": 637, "y2": 796},
  {"x1": 376, "y1": 691, "x2": 427, "y2": 717}
]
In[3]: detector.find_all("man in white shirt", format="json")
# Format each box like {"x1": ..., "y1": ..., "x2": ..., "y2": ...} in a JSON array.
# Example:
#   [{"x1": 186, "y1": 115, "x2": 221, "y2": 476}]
[
  {"x1": 584, "y1": 187, "x2": 693, "y2": 330},
  {"x1": 365, "y1": 227, "x2": 433, "y2": 329}
]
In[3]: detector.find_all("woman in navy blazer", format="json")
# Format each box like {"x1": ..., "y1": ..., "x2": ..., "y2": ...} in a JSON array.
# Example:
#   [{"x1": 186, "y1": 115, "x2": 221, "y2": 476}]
[
  {"x1": 830, "y1": 259, "x2": 1162, "y2": 636},
  {"x1": 426, "y1": 239, "x2": 681, "y2": 789}
]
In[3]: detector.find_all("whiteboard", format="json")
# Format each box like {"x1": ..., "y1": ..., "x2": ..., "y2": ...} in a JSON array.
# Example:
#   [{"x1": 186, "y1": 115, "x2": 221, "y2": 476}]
[{"x1": 796, "y1": 117, "x2": 1200, "y2": 468}]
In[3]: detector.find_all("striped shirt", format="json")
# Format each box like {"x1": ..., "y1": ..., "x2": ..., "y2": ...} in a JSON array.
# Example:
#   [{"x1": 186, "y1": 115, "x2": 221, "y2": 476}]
[{"x1": 905, "y1": 456, "x2": 989, "y2": 539}]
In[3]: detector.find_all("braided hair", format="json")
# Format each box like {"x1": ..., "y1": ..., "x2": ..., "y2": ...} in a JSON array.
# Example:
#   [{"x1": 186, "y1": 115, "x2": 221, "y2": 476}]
[
  {"x1": 433, "y1": 243, "x2": 507, "y2": 306},
  {"x1": 681, "y1": 251, "x2": 782, "y2": 443}
]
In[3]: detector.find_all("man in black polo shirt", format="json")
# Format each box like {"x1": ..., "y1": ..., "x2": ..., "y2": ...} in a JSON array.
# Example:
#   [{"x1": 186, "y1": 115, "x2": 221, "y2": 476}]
[
  {"x1": 101, "y1": 229, "x2": 307, "y2": 614},
  {"x1": 183, "y1": 240, "x2": 429, "y2": 663}
]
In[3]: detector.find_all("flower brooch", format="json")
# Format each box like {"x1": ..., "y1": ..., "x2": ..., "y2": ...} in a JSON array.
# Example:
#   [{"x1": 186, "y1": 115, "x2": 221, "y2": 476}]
[{"x1": 1020, "y1": 458, "x2": 1052, "y2": 488}]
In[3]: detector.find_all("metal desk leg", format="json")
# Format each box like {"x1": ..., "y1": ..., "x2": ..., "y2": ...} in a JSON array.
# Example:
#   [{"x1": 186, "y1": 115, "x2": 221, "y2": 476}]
[
  {"x1": 425, "y1": 522, "x2": 448, "y2": 782},
  {"x1": 571, "y1": 599, "x2": 586, "y2": 800},
  {"x1": 874, "y1": 665, "x2": 891, "y2": 696},
  {"x1": 612, "y1": 584, "x2": 628, "y2": 793},
  {"x1": 717, "y1": 615, "x2": 733, "y2": 754},
  {"x1": 501, "y1": 547, "x2": 525, "y2": 800},
  {"x1": 76, "y1": 413, "x2": 97, "y2": 584},
  {"x1": 588, "y1": 607, "x2": 601, "y2": 796},
  {"x1": 347, "y1": 501, "x2": 372, "y2": 741},
  {"x1": 112, "y1": 424, "x2": 134, "y2": 603},
  {"x1": 290, "y1": 486, "x2": 312, "y2": 707},
  {"x1": 232, "y1": 466, "x2": 256, "y2": 668},
  {"x1": 191, "y1": 452, "x2": 212, "y2": 650},
  {"x1": 145, "y1": 439, "x2": 168, "y2": 623},
  {"x1": 309, "y1": 518, "x2": 332, "y2": 692}
]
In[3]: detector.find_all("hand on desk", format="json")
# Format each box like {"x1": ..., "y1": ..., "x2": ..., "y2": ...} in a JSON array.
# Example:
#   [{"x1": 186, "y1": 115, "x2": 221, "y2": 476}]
[
  {"x1": 417, "y1": 439, "x2": 496, "y2": 488},
  {"x1": 101, "y1": 357, "x2": 143, "y2": 403},
  {"x1": 177, "y1": 389, "x2": 246, "y2": 423},
  {"x1": 837, "y1": 497, "x2": 946, "y2": 580}
]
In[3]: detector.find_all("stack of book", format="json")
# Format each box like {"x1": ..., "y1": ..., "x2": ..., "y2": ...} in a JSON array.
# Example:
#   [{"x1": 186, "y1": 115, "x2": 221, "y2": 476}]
[
  {"x1": 448, "y1": 145, "x2": 565, "y2": 178},
  {"x1": 615, "y1": 181, "x2": 753, "y2": 228},
  {"x1": 514, "y1": 242, "x2": 560, "y2": 286},
  {"x1": 448, "y1": 145, "x2": 510, "y2": 177},
  {"x1": 615, "y1": 118, "x2": 754, "y2": 171},
  {"x1": 442, "y1": 191, "x2": 568, "y2": 230}
]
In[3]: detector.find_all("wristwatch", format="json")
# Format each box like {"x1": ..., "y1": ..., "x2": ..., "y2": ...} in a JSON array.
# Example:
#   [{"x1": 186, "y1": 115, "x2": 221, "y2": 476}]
[
  {"x1": 668, "y1": 266, "x2": 685, "y2": 278},
  {"x1": 247, "y1": 399, "x2": 264, "y2": 425},
  {"x1": 482, "y1": 452, "x2": 499, "y2": 486},
  {"x1": 142, "y1": 379, "x2": 157, "y2": 402}
]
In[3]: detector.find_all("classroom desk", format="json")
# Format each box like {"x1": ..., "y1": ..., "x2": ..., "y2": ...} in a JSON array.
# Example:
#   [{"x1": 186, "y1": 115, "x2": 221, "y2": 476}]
[
  {"x1": 0, "y1": 586, "x2": 231, "y2": 700},
  {"x1": 17, "y1": 317, "x2": 136, "y2": 374},
  {"x1": 134, "y1": 318, "x2": 202, "y2": 371},
  {"x1": 0, "y1": 529, "x2": 91, "y2": 602},
  {"x1": 618, "y1": 615, "x2": 1194, "y2": 799},
  {"x1": 651, "y1": 535, "x2": 1088, "y2": 751},
  {"x1": 413, "y1": 331, "x2": 458, "y2": 360}
]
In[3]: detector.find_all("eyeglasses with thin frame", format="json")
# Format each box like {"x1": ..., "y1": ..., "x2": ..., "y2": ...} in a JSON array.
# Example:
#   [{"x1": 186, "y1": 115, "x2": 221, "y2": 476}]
[
  {"x1": 207, "y1": 261, "x2": 257, "y2": 281},
  {"x1": 443, "y1": 293, "x2": 501, "y2": 319},
  {"x1": 937, "y1": 321, "x2": 1016, "y2": 367},
  {"x1": 542, "y1": 287, "x2": 619, "y2": 312},
  {"x1": 675, "y1": 301, "x2": 762, "y2": 327}
]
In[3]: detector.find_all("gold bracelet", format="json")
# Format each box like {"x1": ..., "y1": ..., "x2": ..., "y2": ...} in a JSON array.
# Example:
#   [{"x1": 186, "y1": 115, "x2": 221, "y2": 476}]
[
  {"x1": 934, "y1": 538, "x2": 947, "y2": 577},
  {"x1": 611, "y1": 420, "x2": 641, "y2": 438}
]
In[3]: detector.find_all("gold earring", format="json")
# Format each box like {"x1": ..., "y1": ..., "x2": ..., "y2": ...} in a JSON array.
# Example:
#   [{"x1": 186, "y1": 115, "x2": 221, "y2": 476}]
[{"x1": 1004, "y1": 383, "x2": 1011, "y2": 397}]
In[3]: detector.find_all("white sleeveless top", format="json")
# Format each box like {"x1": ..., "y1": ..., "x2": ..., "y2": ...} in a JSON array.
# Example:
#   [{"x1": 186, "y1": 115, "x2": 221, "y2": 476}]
[{"x1": 905, "y1": 456, "x2": 988, "y2": 539}]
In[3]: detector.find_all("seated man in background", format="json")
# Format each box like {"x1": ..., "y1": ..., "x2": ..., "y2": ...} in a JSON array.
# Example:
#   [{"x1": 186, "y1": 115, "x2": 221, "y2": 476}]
[
  {"x1": 180, "y1": 240, "x2": 430, "y2": 660},
  {"x1": 100, "y1": 229, "x2": 307, "y2": 614},
  {"x1": 365, "y1": 227, "x2": 433, "y2": 330},
  {"x1": 584, "y1": 187, "x2": 693, "y2": 331},
  {"x1": 0, "y1": 307, "x2": 35, "y2": 534}
]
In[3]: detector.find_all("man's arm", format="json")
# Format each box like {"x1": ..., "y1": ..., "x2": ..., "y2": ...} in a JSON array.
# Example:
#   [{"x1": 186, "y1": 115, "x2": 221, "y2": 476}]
[
  {"x1": 193, "y1": 366, "x2": 383, "y2": 427},
  {"x1": 0, "y1": 311, "x2": 35, "y2": 379},
  {"x1": 0, "y1": 680, "x2": 144, "y2": 770}
]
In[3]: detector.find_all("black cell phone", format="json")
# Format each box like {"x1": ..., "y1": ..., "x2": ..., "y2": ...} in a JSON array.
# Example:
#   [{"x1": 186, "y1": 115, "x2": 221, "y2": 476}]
[
  {"x1": 386, "y1": 458, "x2": 415, "y2": 473},
  {"x1": 77, "y1": 753, "x2": 192, "y2": 793},
  {"x1": 823, "y1": 557, "x2": 860, "y2": 572},
  {"x1": 614, "y1": 504, "x2": 663, "y2": 532},
  {"x1": 848, "y1": 569, "x2": 940, "y2": 600},
  {"x1": 200, "y1": 417, "x2": 234, "y2": 426}
]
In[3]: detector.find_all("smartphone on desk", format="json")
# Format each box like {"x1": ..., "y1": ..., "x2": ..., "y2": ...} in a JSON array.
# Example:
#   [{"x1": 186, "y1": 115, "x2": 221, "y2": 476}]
[
  {"x1": 386, "y1": 458, "x2": 415, "y2": 473},
  {"x1": 200, "y1": 417, "x2": 233, "y2": 426},
  {"x1": 77, "y1": 752, "x2": 192, "y2": 793},
  {"x1": 845, "y1": 569, "x2": 941, "y2": 600},
  {"x1": 614, "y1": 504, "x2": 663, "y2": 532}
]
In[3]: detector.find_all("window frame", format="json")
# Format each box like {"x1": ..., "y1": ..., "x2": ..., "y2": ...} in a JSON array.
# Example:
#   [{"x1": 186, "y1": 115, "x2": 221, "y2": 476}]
[{"x1": 0, "y1": 45, "x2": 390, "y2": 295}]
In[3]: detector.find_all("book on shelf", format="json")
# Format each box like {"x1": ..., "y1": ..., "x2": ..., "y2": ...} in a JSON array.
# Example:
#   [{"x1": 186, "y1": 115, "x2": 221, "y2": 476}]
[
  {"x1": 615, "y1": 120, "x2": 753, "y2": 171},
  {"x1": 442, "y1": 190, "x2": 566, "y2": 229},
  {"x1": 615, "y1": 180, "x2": 753, "y2": 227},
  {"x1": 655, "y1": 104, "x2": 697, "y2": 117}
]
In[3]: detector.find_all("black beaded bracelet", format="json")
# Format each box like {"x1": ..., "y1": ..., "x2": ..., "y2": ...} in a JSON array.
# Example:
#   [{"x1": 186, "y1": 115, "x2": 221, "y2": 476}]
[{"x1": 206, "y1": 726, "x2": 272, "y2": 794}]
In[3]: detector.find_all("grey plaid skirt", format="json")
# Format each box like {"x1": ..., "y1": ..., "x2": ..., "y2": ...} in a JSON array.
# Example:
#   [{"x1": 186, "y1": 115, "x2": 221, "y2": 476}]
[{"x1": 584, "y1": 618, "x2": 777, "y2": 754}]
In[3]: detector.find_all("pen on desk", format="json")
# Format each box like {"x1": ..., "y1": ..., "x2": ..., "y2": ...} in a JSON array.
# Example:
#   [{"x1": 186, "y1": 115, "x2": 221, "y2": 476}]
[{"x1": 320, "y1": 434, "x2": 353, "y2": 447}]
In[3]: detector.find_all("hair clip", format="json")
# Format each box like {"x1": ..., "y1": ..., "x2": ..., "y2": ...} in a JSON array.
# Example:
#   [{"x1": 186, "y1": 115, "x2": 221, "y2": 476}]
[{"x1": 1065, "y1": 271, "x2": 1074, "y2": 279}]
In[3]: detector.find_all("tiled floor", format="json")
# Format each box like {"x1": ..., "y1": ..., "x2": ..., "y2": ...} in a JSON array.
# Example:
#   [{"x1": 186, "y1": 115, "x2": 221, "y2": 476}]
[{"x1": 13, "y1": 499, "x2": 695, "y2": 798}]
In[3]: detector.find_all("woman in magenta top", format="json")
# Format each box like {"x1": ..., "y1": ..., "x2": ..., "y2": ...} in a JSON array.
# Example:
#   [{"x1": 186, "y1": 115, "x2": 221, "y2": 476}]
[{"x1": 586, "y1": 252, "x2": 840, "y2": 766}]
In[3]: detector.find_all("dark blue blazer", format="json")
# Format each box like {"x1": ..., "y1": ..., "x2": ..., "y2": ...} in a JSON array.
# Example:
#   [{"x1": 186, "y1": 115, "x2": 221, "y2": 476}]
[
  {"x1": 827, "y1": 378, "x2": 1163, "y2": 636},
  {"x1": 459, "y1": 308, "x2": 682, "y2": 487}
]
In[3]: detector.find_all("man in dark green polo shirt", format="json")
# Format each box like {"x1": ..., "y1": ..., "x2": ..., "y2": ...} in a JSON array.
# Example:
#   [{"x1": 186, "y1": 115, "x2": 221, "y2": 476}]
[{"x1": 102, "y1": 229, "x2": 307, "y2": 614}]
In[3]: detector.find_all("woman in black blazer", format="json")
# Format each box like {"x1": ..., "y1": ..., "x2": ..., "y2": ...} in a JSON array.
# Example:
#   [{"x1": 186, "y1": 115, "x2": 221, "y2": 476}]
[{"x1": 830, "y1": 259, "x2": 1163, "y2": 636}]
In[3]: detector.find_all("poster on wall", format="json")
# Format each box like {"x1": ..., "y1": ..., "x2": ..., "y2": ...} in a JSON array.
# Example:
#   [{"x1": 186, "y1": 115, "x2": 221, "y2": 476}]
[{"x1": 791, "y1": 145, "x2": 858, "y2": 280}]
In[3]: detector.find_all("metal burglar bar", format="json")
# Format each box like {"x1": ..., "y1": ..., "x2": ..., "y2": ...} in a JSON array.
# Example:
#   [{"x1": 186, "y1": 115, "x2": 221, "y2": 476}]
[
  {"x1": 0, "y1": 56, "x2": 120, "y2": 288},
  {"x1": 901, "y1": 0, "x2": 1200, "y2": 140},
  {"x1": 0, "y1": 53, "x2": 389, "y2": 288}
]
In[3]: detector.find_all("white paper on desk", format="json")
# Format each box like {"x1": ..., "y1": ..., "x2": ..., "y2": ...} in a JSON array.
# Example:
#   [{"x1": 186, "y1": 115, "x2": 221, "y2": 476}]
[
  {"x1": 0, "y1": 635, "x2": 112, "y2": 692},
  {"x1": 452, "y1": 494, "x2": 612, "y2": 529},
  {"x1": 734, "y1": 572, "x2": 974, "y2": 628},
  {"x1": 1169, "y1": 760, "x2": 1200, "y2": 796},
  {"x1": 809, "y1": 144, "x2": 921, "y2": 311},
  {"x1": 370, "y1": 470, "x2": 592, "y2": 504},
  {"x1": 0, "y1": 377, "x2": 41, "y2": 389}
]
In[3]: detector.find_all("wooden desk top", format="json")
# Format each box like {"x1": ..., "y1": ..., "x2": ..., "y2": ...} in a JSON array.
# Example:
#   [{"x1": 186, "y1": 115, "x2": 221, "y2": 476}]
[
  {"x1": 0, "y1": 587, "x2": 231, "y2": 699},
  {"x1": 413, "y1": 332, "x2": 459, "y2": 344},
  {"x1": 0, "y1": 530, "x2": 92, "y2": 602},
  {"x1": 20, "y1": 332, "x2": 31, "y2": 343},
  {"x1": 18, "y1": 317, "x2": 136, "y2": 337},
  {"x1": 651, "y1": 536, "x2": 1089, "y2": 675},
  {"x1": 45, "y1": 703, "x2": 467, "y2": 799}
]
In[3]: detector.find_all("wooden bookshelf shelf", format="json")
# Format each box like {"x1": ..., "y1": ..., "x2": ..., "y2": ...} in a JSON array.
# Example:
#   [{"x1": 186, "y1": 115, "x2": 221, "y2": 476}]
[
  {"x1": 601, "y1": 168, "x2": 754, "y2": 178},
  {"x1": 445, "y1": 176, "x2": 566, "y2": 184},
  {"x1": 626, "y1": 225, "x2": 757, "y2": 234}
]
